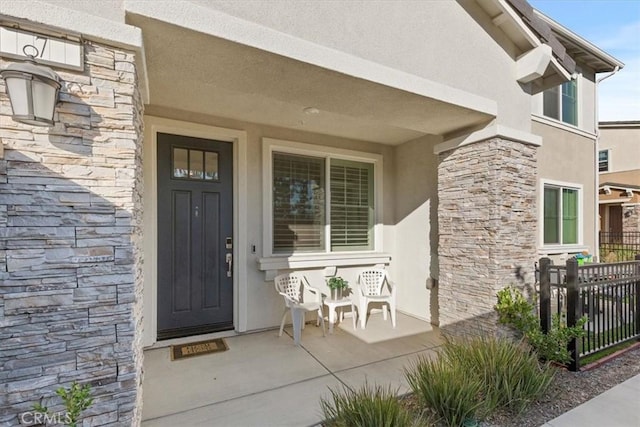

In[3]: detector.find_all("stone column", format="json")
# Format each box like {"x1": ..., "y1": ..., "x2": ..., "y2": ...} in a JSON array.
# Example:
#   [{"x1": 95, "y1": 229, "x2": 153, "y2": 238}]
[
  {"x1": 437, "y1": 137, "x2": 537, "y2": 335},
  {"x1": 0, "y1": 40, "x2": 144, "y2": 426},
  {"x1": 622, "y1": 204, "x2": 640, "y2": 233}
]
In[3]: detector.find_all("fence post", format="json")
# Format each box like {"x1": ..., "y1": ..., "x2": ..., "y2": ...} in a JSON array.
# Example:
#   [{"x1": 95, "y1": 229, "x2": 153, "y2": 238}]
[
  {"x1": 635, "y1": 255, "x2": 640, "y2": 337},
  {"x1": 566, "y1": 258, "x2": 580, "y2": 372},
  {"x1": 539, "y1": 257, "x2": 551, "y2": 334}
]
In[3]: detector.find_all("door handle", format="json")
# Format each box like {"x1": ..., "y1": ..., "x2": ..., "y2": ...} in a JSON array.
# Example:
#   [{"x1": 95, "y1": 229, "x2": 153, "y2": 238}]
[{"x1": 226, "y1": 253, "x2": 233, "y2": 278}]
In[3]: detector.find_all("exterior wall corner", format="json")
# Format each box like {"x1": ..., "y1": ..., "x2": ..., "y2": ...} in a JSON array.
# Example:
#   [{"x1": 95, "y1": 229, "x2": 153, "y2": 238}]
[
  {"x1": 436, "y1": 137, "x2": 538, "y2": 335},
  {"x1": 0, "y1": 39, "x2": 145, "y2": 425}
]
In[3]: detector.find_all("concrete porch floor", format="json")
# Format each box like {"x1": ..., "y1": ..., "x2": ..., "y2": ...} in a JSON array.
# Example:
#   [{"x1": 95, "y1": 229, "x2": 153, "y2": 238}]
[{"x1": 141, "y1": 312, "x2": 442, "y2": 426}]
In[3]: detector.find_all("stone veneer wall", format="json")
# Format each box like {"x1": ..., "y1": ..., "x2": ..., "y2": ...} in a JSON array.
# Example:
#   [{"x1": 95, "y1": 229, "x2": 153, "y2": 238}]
[
  {"x1": 0, "y1": 40, "x2": 144, "y2": 426},
  {"x1": 622, "y1": 204, "x2": 640, "y2": 233},
  {"x1": 437, "y1": 138, "x2": 537, "y2": 334}
]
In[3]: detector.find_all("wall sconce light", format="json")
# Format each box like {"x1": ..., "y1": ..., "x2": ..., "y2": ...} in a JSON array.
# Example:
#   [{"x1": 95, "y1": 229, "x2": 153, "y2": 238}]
[{"x1": 0, "y1": 45, "x2": 61, "y2": 127}]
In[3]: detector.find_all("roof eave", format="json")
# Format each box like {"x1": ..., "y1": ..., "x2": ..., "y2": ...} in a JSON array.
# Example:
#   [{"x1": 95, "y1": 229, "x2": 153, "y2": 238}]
[{"x1": 534, "y1": 10, "x2": 625, "y2": 72}]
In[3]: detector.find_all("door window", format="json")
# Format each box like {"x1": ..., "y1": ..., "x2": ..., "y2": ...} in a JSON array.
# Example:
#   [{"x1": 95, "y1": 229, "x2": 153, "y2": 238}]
[{"x1": 173, "y1": 147, "x2": 219, "y2": 181}]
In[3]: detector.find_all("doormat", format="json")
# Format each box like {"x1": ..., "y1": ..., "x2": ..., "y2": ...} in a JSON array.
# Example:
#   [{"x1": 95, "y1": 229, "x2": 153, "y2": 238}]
[{"x1": 170, "y1": 338, "x2": 228, "y2": 360}]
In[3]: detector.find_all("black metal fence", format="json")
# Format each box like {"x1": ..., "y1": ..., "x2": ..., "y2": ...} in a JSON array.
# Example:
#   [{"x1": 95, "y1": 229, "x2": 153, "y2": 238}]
[
  {"x1": 600, "y1": 231, "x2": 640, "y2": 261},
  {"x1": 539, "y1": 255, "x2": 640, "y2": 371}
]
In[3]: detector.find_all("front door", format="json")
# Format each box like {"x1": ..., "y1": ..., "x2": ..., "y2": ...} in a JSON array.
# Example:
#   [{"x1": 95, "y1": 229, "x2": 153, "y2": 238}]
[
  {"x1": 157, "y1": 133, "x2": 233, "y2": 339},
  {"x1": 609, "y1": 205, "x2": 623, "y2": 235}
]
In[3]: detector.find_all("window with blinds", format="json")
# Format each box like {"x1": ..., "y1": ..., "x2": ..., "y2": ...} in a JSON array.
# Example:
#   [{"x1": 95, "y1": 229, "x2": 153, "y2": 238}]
[
  {"x1": 272, "y1": 153, "x2": 325, "y2": 253},
  {"x1": 598, "y1": 150, "x2": 609, "y2": 172},
  {"x1": 330, "y1": 159, "x2": 374, "y2": 251},
  {"x1": 271, "y1": 151, "x2": 375, "y2": 254}
]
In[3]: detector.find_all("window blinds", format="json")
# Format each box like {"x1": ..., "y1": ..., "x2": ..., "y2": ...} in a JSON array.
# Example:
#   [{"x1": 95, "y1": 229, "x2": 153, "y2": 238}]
[
  {"x1": 330, "y1": 159, "x2": 374, "y2": 251},
  {"x1": 272, "y1": 153, "x2": 325, "y2": 252}
]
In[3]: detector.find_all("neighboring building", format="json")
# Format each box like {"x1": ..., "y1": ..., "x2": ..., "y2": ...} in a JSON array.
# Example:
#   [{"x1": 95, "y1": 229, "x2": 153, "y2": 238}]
[
  {"x1": 598, "y1": 121, "x2": 640, "y2": 234},
  {"x1": 0, "y1": 0, "x2": 622, "y2": 424}
]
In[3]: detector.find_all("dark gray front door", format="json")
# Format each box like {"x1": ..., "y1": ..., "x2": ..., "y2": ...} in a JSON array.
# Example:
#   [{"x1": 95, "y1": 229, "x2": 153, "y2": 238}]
[{"x1": 157, "y1": 133, "x2": 233, "y2": 339}]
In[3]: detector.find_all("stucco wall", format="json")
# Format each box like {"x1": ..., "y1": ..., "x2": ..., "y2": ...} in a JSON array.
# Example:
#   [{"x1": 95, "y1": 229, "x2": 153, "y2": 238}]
[
  {"x1": 39, "y1": 0, "x2": 125, "y2": 22},
  {"x1": 534, "y1": 121, "x2": 597, "y2": 255},
  {"x1": 143, "y1": 106, "x2": 399, "y2": 334},
  {"x1": 392, "y1": 135, "x2": 440, "y2": 323},
  {"x1": 191, "y1": 0, "x2": 531, "y2": 132},
  {"x1": 29, "y1": 0, "x2": 531, "y2": 133},
  {"x1": 599, "y1": 126, "x2": 640, "y2": 174}
]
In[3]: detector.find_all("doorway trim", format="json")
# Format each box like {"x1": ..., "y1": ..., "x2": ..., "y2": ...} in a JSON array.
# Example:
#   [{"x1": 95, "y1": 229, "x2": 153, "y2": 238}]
[{"x1": 142, "y1": 116, "x2": 248, "y2": 348}]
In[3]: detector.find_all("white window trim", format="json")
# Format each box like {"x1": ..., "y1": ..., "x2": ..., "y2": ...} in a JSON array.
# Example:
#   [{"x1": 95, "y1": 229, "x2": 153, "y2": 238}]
[
  {"x1": 261, "y1": 137, "x2": 383, "y2": 264},
  {"x1": 539, "y1": 178, "x2": 584, "y2": 251},
  {"x1": 598, "y1": 148, "x2": 611, "y2": 173}
]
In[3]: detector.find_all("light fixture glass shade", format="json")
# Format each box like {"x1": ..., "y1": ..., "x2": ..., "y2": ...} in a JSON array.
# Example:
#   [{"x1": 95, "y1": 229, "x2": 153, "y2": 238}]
[{"x1": 1, "y1": 60, "x2": 61, "y2": 127}]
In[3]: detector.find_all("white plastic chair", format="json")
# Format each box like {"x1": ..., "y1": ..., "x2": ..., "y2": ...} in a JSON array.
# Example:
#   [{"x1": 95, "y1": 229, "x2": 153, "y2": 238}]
[
  {"x1": 352, "y1": 269, "x2": 396, "y2": 329},
  {"x1": 274, "y1": 273, "x2": 325, "y2": 345}
]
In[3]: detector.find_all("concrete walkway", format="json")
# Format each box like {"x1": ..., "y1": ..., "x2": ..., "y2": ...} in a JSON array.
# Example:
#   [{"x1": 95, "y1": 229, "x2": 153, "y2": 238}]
[
  {"x1": 542, "y1": 374, "x2": 640, "y2": 427},
  {"x1": 141, "y1": 314, "x2": 639, "y2": 427},
  {"x1": 141, "y1": 312, "x2": 441, "y2": 426}
]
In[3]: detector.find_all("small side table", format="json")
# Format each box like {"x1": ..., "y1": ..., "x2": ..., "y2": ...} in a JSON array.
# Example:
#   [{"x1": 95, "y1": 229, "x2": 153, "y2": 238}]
[{"x1": 324, "y1": 298, "x2": 353, "y2": 333}]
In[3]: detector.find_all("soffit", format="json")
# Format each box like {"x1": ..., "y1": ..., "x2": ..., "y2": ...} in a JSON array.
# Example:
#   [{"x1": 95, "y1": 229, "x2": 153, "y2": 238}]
[
  {"x1": 126, "y1": 14, "x2": 493, "y2": 145},
  {"x1": 535, "y1": 11, "x2": 625, "y2": 73}
]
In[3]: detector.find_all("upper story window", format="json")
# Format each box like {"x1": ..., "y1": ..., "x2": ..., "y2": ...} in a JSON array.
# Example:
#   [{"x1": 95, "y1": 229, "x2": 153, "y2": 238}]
[
  {"x1": 543, "y1": 183, "x2": 581, "y2": 246},
  {"x1": 543, "y1": 80, "x2": 578, "y2": 126},
  {"x1": 598, "y1": 150, "x2": 610, "y2": 172},
  {"x1": 266, "y1": 140, "x2": 380, "y2": 256}
]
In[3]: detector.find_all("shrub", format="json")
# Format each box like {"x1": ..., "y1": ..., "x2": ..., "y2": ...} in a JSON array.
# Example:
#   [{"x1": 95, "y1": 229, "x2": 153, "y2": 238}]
[
  {"x1": 320, "y1": 382, "x2": 420, "y2": 427},
  {"x1": 405, "y1": 336, "x2": 553, "y2": 425},
  {"x1": 495, "y1": 285, "x2": 586, "y2": 365},
  {"x1": 405, "y1": 355, "x2": 483, "y2": 427},
  {"x1": 440, "y1": 336, "x2": 554, "y2": 415}
]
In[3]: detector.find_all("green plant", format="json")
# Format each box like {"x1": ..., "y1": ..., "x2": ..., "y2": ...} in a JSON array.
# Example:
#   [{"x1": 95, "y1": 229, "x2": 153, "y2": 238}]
[
  {"x1": 33, "y1": 382, "x2": 94, "y2": 427},
  {"x1": 321, "y1": 382, "x2": 421, "y2": 427},
  {"x1": 405, "y1": 355, "x2": 483, "y2": 427},
  {"x1": 327, "y1": 276, "x2": 349, "y2": 290},
  {"x1": 495, "y1": 286, "x2": 587, "y2": 365},
  {"x1": 440, "y1": 336, "x2": 554, "y2": 415},
  {"x1": 405, "y1": 336, "x2": 553, "y2": 426}
]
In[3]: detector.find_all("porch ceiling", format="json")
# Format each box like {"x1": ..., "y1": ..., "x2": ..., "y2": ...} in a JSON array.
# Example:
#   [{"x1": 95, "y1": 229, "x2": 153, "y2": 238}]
[{"x1": 127, "y1": 14, "x2": 493, "y2": 145}]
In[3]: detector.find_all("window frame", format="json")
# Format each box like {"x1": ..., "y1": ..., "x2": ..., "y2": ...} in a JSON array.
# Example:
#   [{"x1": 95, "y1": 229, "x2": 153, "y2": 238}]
[
  {"x1": 262, "y1": 138, "x2": 383, "y2": 258},
  {"x1": 539, "y1": 179, "x2": 583, "y2": 250},
  {"x1": 598, "y1": 149, "x2": 610, "y2": 173},
  {"x1": 542, "y1": 78, "x2": 579, "y2": 127}
]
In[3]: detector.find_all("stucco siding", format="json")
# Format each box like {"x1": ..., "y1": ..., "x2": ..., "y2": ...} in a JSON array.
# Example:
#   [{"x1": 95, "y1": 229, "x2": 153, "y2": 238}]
[
  {"x1": 39, "y1": 0, "x2": 125, "y2": 22},
  {"x1": 143, "y1": 106, "x2": 397, "y2": 334},
  {"x1": 189, "y1": 0, "x2": 531, "y2": 132},
  {"x1": 392, "y1": 135, "x2": 440, "y2": 323},
  {"x1": 534, "y1": 121, "x2": 597, "y2": 254},
  {"x1": 599, "y1": 127, "x2": 640, "y2": 174},
  {"x1": 600, "y1": 170, "x2": 640, "y2": 188}
]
